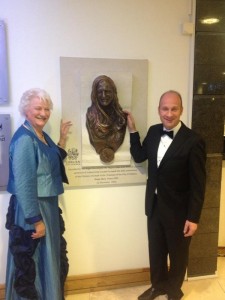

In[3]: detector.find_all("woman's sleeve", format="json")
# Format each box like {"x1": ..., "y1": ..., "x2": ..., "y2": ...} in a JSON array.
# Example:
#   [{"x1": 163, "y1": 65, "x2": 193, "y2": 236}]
[
  {"x1": 12, "y1": 135, "x2": 42, "y2": 224},
  {"x1": 57, "y1": 146, "x2": 67, "y2": 160}
]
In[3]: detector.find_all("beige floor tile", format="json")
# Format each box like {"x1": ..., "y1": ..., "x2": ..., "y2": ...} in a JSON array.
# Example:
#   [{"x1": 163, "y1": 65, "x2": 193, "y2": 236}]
[
  {"x1": 218, "y1": 278, "x2": 225, "y2": 293},
  {"x1": 182, "y1": 278, "x2": 225, "y2": 299},
  {"x1": 90, "y1": 285, "x2": 149, "y2": 300},
  {"x1": 66, "y1": 257, "x2": 225, "y2": 300}
]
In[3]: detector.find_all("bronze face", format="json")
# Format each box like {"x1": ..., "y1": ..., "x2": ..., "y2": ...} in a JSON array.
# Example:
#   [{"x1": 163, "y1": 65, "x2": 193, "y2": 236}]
[
  {"x1": 86, "y1": 75, "x2": 127, "y2": 163},
  {"x1": 96, "y1": 81, "x2": 114, "y2": 108}
]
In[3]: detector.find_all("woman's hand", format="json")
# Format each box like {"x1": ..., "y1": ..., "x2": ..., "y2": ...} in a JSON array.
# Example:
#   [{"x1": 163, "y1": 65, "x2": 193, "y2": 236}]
[
  {"x1": 58, "y1": 119, "x2": 72, "y2": 148},
  {"x1": 31, "y1": 220, "x2": 46, "y2": 239}
]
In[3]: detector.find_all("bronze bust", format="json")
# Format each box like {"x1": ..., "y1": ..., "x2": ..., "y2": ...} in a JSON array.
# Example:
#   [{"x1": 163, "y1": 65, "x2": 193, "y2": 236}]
[{"x1": 86, "y1": 75, "x2": 127, "y2": 163}]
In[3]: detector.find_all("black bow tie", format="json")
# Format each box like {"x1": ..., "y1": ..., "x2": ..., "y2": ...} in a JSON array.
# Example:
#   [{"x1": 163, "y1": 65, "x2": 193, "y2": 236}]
[{"x1": 161, "y1": 130, "x2": 173, "y2": 139}]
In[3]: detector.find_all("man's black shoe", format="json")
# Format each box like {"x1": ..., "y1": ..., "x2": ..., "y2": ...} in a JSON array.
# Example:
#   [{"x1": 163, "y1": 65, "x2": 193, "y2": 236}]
[
  {"x1": 167, "y1": 293, "x2": 182, "y2": 300},
  {"x1": 138, "y1": 286, "x2": 165, "y2": 300}
]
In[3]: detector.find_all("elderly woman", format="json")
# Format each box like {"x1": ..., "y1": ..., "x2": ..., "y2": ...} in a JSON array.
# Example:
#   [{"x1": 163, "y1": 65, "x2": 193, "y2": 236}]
[
  {"x1": 5, "y1": 88, "x2": 72, "y2": 300},
  {"x1": 86, "y1": 75, "x2": 127, "y2": 163}
]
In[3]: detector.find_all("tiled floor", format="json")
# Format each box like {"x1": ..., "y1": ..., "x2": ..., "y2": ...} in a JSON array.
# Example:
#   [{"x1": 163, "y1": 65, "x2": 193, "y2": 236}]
[{"x1": 65, "y1": 257, "x2": 225, "y2": 300}]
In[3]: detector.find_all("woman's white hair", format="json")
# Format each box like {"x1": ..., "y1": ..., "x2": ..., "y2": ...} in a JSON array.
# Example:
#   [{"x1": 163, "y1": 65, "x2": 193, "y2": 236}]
[{"x1": 19, "y1": 88, "x2": 53, "y2": 116}]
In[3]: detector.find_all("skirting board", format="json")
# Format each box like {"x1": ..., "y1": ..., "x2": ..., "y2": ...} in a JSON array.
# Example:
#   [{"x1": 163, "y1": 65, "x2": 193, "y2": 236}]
[
  {"x1": 65, "y1": 268, "x2": 150, "y2": 295},
  {"x1": 0, "y1": 285, "x2": 5, "y2": 300},
  {"x1": 188, "y1": 272, "x2": 218, "y2": 281},
  {"x1": 0, "y1": 268, "x2": 150, "y2": 299}
]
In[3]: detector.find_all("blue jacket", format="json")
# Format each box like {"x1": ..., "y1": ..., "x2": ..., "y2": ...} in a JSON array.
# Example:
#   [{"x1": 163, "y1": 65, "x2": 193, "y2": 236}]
[{"x1": 7, "y1": 120, "x2": 68, "y2": 224}]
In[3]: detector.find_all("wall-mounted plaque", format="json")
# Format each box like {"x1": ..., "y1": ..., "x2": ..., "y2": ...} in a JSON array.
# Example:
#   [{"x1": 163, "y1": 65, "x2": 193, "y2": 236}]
[
  {"x1": 60, "y1": 57, "x2": 148, "y2": 188},
  {"x1": 0, "y1": 20, "x2": 9, "y2": 104},
  {"x1": 0, "y1": 114, "x2": 11, "y2": 190}
]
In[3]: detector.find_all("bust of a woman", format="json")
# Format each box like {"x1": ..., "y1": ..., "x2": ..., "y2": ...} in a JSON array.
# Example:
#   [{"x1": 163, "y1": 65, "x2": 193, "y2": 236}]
[{"x1": 86, "y1": 75, "x2": 127, "y2": 163}]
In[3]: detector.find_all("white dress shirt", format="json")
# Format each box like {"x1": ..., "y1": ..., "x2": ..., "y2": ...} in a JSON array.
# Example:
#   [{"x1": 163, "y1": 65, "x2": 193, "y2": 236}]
[{"x1": 157, "y1": 121, "x2": 182, "y2": 167}]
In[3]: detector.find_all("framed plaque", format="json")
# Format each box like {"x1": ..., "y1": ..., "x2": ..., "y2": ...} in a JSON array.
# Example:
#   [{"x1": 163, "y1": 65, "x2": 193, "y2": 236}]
[
  {"x1": 0, "y1": 114, "x2": 11, "y2": 190},
  {"x1": 0, "y1": 20, "x2": 9, "y2": 104}
]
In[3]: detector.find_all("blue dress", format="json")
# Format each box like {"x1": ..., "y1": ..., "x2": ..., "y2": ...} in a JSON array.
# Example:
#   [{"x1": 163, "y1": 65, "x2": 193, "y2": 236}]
[{"x1": 5, "y1": 120, "x2": 69, "y2": 300}]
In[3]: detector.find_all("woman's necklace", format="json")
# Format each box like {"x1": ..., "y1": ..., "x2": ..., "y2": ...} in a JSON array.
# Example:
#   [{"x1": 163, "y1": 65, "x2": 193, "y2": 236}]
[
  {"x1": 34, "y1": 129, "x2": 47, "y2": 144},
  {"x1": 23, "y1": 123, "x2": 47, "y2": 144}
]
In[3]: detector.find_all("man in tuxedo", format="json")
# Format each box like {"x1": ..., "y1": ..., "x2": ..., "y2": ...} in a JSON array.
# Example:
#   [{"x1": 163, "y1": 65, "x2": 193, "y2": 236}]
[{"x1": 125, "y1": 90, "x2": 206, "y2": 300}]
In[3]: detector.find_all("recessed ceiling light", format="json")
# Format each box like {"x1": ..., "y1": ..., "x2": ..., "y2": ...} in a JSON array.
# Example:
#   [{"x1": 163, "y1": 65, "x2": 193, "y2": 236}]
[{"x1": 201, "y1": 18, "x2": 220, "y2": 25}]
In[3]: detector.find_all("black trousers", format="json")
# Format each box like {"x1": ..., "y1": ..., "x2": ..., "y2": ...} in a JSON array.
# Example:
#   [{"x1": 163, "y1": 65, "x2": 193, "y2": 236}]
[{"x1": 147, "y1": 195, "x2": 191, "y2": 299}]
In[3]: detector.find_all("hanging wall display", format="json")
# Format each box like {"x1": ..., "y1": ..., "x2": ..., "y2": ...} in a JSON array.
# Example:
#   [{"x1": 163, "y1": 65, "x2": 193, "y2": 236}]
[
  {"x1": 60, "y1": 57, "x2": 148, "y2": 188},
  {"x1": 0, "y1": 20, "x2": 9, "y2": 104},
  {"x1": 0, "y1": 114, "x2": 11, "y2": 191}
]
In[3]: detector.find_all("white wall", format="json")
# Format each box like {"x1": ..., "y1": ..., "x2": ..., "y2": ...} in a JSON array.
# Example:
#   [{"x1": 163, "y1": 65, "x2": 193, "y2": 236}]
[{"x1": 0, "y1": 0, "x2": 195, "y2": 283}]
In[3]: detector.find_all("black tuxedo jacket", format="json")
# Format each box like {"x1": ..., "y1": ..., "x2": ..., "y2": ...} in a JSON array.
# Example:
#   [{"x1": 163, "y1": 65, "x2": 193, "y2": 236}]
[{"x1": 130, "y1": 122, "x2": 206, "y2": 224}]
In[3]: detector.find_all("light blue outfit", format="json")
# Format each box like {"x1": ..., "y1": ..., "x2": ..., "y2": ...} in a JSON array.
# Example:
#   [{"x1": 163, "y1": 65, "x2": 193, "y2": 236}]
[{"x1": 5, "y1": 120, "x2": 69, "y2": 300}]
